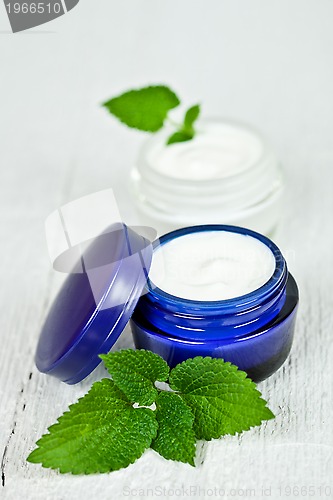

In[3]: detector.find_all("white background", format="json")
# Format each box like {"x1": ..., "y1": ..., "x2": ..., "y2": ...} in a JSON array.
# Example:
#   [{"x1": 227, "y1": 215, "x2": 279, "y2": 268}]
[{"x1": 0, "y1": 1, "x2": 332, "y2": 499}]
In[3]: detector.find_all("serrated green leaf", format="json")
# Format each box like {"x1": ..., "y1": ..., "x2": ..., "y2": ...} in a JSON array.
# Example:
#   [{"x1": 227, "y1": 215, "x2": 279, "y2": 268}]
[
  {"x1": 169, "y1": 357, "x2": 275, "y2": 440},
  {"x1": 167, "y1": 130, "x2": 193, "y2": 145},
  {"x1": 183, "y1": 104, "x2": 200, "y2": 132},
  {"x1": 28, "y1": 351, "x2": 276, "y2": 475},
  {"x1": 100, "y1": 349, "x2": 170, "y2": 406},
  {"x1": 151, "y1": 392, "x2": 196, "y2": 466},
  {"x1": 27, "y1": 379, "x2": 158, "y2": 474},
  {"x1": 103, "y1": 85, "x2": 180, "y2": 132}
]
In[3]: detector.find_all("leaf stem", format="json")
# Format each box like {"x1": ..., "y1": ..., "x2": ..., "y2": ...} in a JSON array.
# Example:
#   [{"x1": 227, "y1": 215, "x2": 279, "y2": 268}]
[{"x1": 166, "y1": 117, "x2": 181, "y2": 128}]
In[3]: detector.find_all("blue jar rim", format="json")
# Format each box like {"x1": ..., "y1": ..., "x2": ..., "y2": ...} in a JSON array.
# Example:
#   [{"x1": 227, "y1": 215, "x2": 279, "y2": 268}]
[{"x1": 146, "y1": 224, "x2": 287, "y2": 312}]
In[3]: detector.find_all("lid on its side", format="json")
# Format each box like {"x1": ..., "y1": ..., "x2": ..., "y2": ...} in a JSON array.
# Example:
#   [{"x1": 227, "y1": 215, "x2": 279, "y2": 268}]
[{"x1": 35, "y1": 223, "x2": 153, "y2": 384}]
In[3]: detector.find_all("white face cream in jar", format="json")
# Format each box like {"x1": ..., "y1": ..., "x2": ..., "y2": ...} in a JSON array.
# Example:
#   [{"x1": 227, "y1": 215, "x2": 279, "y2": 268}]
[
  {"x1": 131, "y1": 118, "x2": 284, "y2": 236},
  {"x1": 149, "y1": 230, "x2": 276, "y2": 301},
  {"x1": 131, "y1": 224, "x2": 299, "y2": 382}
]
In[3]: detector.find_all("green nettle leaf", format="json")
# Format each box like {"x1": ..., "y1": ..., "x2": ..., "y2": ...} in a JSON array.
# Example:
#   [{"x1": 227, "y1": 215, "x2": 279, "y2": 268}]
[
  {"x1": 27, "y1": 379, "x2": 158, "y2": 474},
  {"x1": 102, "y1": 85, "x2": 180, "y2": 132},
  {"x1": 169, "y1": 357, "x2": 275, "y2": 441},
  {"x1": 28, "y1": 350, "x2": 275, "y2": 475},
  {"x1": 100, "y1": 349, "x2": 170, "y2": 406},
  {"x1": 152, "y1": 392, "x2": 196, "y2": 466},
  {"x1": 167, "y1": 103, "x2": 201, "y2": 145},
  {"x1": 183, "y1": 104, "x2": 201, "y2": 133},
  {"x1": 167, "y1": 130, "x2": 193, "y2": 145}
]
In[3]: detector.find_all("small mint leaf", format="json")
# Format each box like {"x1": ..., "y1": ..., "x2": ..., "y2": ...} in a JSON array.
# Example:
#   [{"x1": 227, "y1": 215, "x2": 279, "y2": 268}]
[
  {"x1": 100, "y1": 349, "x2": 169, "y2": 406},
  {"x1": 151, "y1": 392, "x2": 196, "y2": 466},
  {"x1": 169, "y1": 357, "x2": 274, "y2": 440},
  {"x1": 167, "y1": 104, "x2": 200, "y2": 145},
  {"x1": 167, "y1": 131, "x2": 193, "y2": 145},
  {"x1": 103, "y1": 85, "x2": 180, "y2": 132},
  {"x1": 183, "y1": 104, "x2": 200, "y2": 133},
  {"x1": 27, "y1": 379, "x2": 158, "y2": 474}
]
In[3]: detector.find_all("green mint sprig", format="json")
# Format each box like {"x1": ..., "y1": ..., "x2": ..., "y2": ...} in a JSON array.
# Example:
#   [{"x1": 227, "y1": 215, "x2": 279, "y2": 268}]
[
  {"x1": 27, "y1": 350, "x2": 274, "y2": 474},
  {"x1": 102, "y1": 85, "x2": 201, "y2": 145}
]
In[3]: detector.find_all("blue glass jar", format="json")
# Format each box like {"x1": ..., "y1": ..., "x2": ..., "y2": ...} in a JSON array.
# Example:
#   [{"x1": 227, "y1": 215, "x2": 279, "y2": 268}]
[{"x1": 131, "y1": 225, "x2": 299, "y2": 382}]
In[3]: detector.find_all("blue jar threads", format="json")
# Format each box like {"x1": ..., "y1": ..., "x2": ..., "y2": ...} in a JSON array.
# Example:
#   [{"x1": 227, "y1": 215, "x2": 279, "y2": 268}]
[{"x1": 131, "y1": 225, "x2": 299, "y2": 382}]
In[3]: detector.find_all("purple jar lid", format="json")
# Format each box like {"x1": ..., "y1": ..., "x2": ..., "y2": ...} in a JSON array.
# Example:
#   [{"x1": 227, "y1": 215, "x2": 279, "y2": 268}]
[{"x1": 35, "y1": 223, "x2": 153, "y2": 384}]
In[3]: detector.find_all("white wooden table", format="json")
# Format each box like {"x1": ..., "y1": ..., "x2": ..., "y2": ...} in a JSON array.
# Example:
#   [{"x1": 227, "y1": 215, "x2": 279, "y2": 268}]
[{"x1": 0, "y1": 1, "x2": 332, "y2": 498}]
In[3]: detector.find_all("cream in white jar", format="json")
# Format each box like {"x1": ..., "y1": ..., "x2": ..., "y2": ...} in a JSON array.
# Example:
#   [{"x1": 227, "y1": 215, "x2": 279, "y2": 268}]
[
  {"x1": 131, "y1": 118, "x2": 284, "y2": 236},
  {"x1": 147, "y1": 121, "x2": 263, "y2": 181}
]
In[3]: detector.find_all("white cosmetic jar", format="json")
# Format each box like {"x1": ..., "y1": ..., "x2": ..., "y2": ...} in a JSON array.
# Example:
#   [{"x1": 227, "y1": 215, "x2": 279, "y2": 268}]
[{"x1": 131, "y1": 118, "x2": 284, "y2": 236}]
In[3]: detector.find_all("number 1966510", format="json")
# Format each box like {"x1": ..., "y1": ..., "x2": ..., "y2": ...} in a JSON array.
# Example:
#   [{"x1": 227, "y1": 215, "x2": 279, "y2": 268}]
[{"x1": 6, "y1": 3, "x2": 62, "y2": 14}]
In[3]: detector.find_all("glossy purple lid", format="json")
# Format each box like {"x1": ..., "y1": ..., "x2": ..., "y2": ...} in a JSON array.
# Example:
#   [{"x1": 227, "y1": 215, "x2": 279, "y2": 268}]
[{"x1": 35, "y1": 223, "x2": 153, "y2": 384}]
